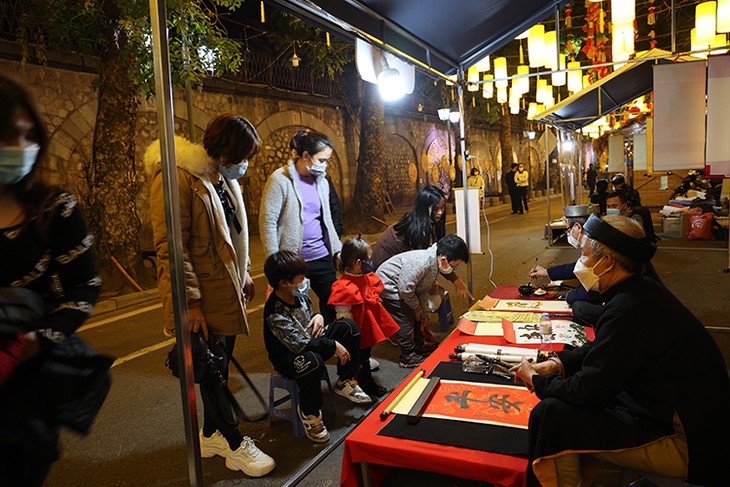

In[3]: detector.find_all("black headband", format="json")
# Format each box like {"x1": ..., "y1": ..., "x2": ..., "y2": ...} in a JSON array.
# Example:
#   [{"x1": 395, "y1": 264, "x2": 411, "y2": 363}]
[{"x1": 583, "y1": 214, "x2": 657, "y2": 263}]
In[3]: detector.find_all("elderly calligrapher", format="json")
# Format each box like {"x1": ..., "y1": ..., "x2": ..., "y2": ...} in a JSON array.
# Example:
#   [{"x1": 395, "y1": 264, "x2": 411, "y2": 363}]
[{"x1": 511, "y1": 214, "x2": 730, "y2": 487}]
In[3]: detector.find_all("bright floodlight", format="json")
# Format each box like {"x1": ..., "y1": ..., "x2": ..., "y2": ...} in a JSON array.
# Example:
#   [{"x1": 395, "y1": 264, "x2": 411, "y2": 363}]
[
  {"x1": 377, "y1": 68, "x2": 405, "y2": 101},
  {"x1": 449, "y1": 111, "x2": 461, "y2": 124},
  {"x1": 438, "y1": 108, "x2": 451, "y2": 121},
  {"x1": 562, "y1": 141, "x2": 574, "y2": 151}
]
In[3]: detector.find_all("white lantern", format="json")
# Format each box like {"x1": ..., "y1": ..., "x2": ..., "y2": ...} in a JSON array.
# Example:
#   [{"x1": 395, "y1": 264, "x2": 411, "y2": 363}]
[
  {"x1": 482, "y1": 74, "x2": 494, "y2": 99},
  {"x1": 467, "y1": 65, "x2": 479, "y2": 92},
  {"x1": 474, "y1": 55, "x2": 491, "y2": 72},
  {"x1": 551, "y1": 54, "x2": 567, "y2": 87},
  {"x1": 527, "y1": 102, "x2": 538, "y2": 120},
  {"x1": 695, "y1": 2, "x2": 717, "y2": 46},
  {"x1": 494, "y1": 57, "x2": 508, "y2": 89},
  {"x1": 536, "y1": 78, "x2": 548, "y2": 104},
  {"x1": 517, "y1": 65, "x2": 530, "y2": 95},
  {"x1": 567, "y1": 61, "x2": 582, "y2": 93},
  {"x1": 691, "y1": 28, "x2": 709, "y2": 58},
  {"x1": 710, "y1": 33, "x2": 729, "y2": 55},
  {"x1": 528, "y1": 24, "x2": 545, "y2": 68},
  {"x1": 544, "y1": 30, "x2": 558, "y2": 70},
  {"x1": 510, "y1": 103, "x2": 520, "y2": 114},
  {"x1": 497, "y1": 86, "x2": 508, "y2": 104},
  {"x1": 515, "y1": 29, "x2": 530, "y2": 40},
  {"x1": 719, "y1": 0, "x2": 730, "y2": 33},
  {"x1": 611, "y1": 0, "x2": 635, "y2": 25},
  {"x1": 612, "y1": 21, "x2": 635, "y2": 63}
]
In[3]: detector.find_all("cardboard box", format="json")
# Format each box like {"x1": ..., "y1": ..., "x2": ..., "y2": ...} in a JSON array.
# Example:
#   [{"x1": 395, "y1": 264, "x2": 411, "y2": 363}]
[{"x1": 662, "y1": 217, "x2": 682, "y2": 238}]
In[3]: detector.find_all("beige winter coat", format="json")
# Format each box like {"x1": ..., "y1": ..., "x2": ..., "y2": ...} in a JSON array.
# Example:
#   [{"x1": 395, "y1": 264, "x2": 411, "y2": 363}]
[{"x1": 145, "y1": 136, "x2": 250, "y2": 337}]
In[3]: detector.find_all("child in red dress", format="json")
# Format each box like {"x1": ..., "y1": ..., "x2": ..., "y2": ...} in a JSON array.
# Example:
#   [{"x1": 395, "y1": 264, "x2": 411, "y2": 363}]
[{"x1": 328, "y1": 238, "x2": 400, "y2": 397}]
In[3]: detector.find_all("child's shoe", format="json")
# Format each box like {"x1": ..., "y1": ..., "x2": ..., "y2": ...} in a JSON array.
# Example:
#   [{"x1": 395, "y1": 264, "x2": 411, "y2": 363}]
[
  {"x1": 297, "y1": 405, "x2": 330, "y2": 443},
  {"x1": 334, "y1": 378, "x2": 372, "y2": 404},
  {"x1": 399, "y1": 352, "x2": 426, "y2": 368}
]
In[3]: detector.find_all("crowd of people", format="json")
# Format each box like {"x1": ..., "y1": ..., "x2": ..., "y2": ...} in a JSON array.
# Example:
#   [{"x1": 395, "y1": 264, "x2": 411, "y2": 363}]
[{"x1": 3, "y1": 75, "x2": 728, "y2": 487}]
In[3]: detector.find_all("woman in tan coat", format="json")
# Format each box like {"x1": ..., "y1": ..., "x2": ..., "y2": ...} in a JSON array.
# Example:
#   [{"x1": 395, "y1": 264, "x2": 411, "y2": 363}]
[{"x1": 146, "y1": 114, "x2": 275, "y2": 478}]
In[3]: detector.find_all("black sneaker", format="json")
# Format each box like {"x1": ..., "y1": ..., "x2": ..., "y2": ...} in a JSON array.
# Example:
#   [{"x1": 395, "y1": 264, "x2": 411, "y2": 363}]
[
  {"x1": 415, "y1": 343, "x2": 438, "y2": 355},
  {"x1": 399, "y1": 352, "x2": 426, "y2": 368}
]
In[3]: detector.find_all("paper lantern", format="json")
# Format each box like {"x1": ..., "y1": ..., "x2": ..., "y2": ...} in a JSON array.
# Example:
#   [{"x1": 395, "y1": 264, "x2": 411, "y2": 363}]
[
  {"x1": 467, "y1": 65, "x2": 479, "y2": 92},
  {"x1": 695, "y1": 1, "x2": 717, "y2": 46},
  {"x1": 515, "y1": 29, "x2": 530, "y2": 40},
  {"x1": 474, "y1": 55, "x2": 491, "y2": 72},
  {"x1": 551, "y1": 54, "x2": 566, "y2": 87},
  {"x1": 691, "y1": 28, "x2": 709, "y2": 58},
  {"x1": 544, "y1": 94, "x2": 555, "y2": 109},
  {"x1": 612, "y1": 21, "x2": 635, "y2": 62},
  {"x1": 497, "y1": 86, "x2": 508, "y2": 104},
  {"x1": 482, "y1": 74, "x2": 494, "y2": 98},
  {"x1": 527, "y1": 102, "x2": 538, "y2": 120},
  {"x1": 494, "y1": 57, "x2": 508, "y2": 89},
  {"x1": 611, "y1": 0, "x2": 635, "y2": 25},
  {"x1": 543, "y1": 30, "x2": 558, "y2": 70},
  {"x1": 536, "y1": 78, "x2": 548, "y2": 103},
  {"x1": 528, "y1": 24, "x2": 545, "y2": 68},
  {"x1": 710, "y1": 33, "x2": 729, "y2": 55},
  {"x1": 567, "y1": 61, "x2": 582, "y2": 93},
  {"x1": 510, "y1": 103, "x2": 520, "y2": 114},
  {"x1": 719, "y1": 0, "x2": 730, "y2": 33},
  {"x1": 517, "y1": 65, "x2": 530, "y2": 95}
]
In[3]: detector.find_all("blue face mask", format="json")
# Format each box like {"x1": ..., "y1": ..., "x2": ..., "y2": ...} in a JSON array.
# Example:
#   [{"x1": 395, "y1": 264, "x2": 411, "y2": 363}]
[
  {"x1": 292, "y1": 278, "x2": 310, "y2": 299},
  {"x1": 0, "y1": 145, "x2": 40, "y2": 185},
  {"x1": 606, "y1": 208, "x2": 621, "y2": 216},
  {"x1": 220, "y1": 160, "x2": 249, "y2": 180},
  {"x1": 360, "y1": 260, "x2": 374, "y2": 274}
]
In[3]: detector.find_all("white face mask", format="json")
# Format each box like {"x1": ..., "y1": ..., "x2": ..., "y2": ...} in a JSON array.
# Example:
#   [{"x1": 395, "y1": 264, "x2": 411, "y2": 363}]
[
  {"x1": 573, "y1": 255, "x2": 613, "y2": 292},
  {"x1": 0, "y1": 145, "x2": 40, "y2": 185},
  {"x1": 438, "y1": 258, "x2": 454, "y2": 275},
  {"x1": 306, "y1": 162, "x2": 327, "y2": 176},
  {"x1": 292, "y1": 278, "x2": 310, "y2": 298},
  {"x1": 567, "y1": 232, "x2": 582, "y2": 249}
]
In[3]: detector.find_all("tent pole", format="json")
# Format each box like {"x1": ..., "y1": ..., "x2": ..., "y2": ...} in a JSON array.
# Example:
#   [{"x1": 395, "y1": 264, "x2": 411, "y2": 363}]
[
  {"x1": 149, "y1": 1, "x2": 204, "y2": 485},
  {"x1": 546, "y1": 124, "x2": 552, "y2": 247},
  {"x1": 456, "y1": 69, "x2": 473, "y2": 299},
  {"x1": 671, "y1": 0, "x2": 676, "y2": 54}
]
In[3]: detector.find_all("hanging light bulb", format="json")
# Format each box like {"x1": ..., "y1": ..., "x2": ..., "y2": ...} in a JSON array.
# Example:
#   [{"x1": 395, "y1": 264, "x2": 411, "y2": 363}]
[
  {"x1": 467, "y1": 65, "x2": 479, "y2": 92},
  {"x1": 475, "y1": 55, "x2": 491, "y2": 71},
  {"x1": 551, "y1": 54, "x2": 567, "y2": 87},
  {"x1": 567, "y1": 61, "x2": 582, "y2": 93},
  {"x1": 494, "y1": 57, "x2": 508, "y2": 89},
  {"x1": 696, "y1": 1, "x2": 717, "y2": 46},
  {"x1": 611, "y1": 0, "x2": 635, "y2": 25},
  {"x1": 543, "y1": 30, "x2": 558, "y2": 70},
  {"x1": 719, "y1": 0, "x2": 730, "y2": 33},
  {"x1": 517, "y1": 65, "x2": 530, "y2": 95},
  {"x1": 528, "y1": 24, "x2": 545, "y2": 68},
  {"x1": 290, "y1": 43, "x2": 301, "y2": 67},
  {"x1": 482, "y1": 74, "x2": 494, "y2": 98},
  {"x1": 497, "y1": 86, "x2": 508, "y2": 104}
]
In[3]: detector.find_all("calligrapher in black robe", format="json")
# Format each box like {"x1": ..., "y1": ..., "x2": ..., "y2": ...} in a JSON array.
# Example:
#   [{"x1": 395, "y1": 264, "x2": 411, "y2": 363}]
[{"x1": 528, "y1": 275, "x2": 730, "y2": 486}]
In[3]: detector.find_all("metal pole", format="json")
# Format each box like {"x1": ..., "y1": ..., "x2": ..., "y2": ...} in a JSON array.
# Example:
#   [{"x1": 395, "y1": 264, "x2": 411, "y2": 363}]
[
  {"x1": 671, "y1": 0, "x2": 676, "y2": 54},
  {"x1": 545, "y1": 124, "x2": 552, "y2": 246},
  {"x1": 456, "y1": 69, "x2": 473, "y2": 298},
  {"x1": 148, "y1": 1, "x2": 203, "y2": 485}
]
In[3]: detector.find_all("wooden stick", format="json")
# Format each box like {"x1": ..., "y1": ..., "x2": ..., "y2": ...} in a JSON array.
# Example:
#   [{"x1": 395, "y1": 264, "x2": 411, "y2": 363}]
[
  {"x1": 407, "y1": 376, "x2": 441, "y2": 425},
  {"x1": 111, "y1": 255, "x2": 144, "y2": 292},
  {"x1": 379, "y1": 369, "x2": 425, "y2": 420}
]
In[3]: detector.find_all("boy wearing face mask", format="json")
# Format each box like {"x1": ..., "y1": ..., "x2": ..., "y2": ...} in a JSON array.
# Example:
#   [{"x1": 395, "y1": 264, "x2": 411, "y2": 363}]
[
  {"x1": 376, "y1": 235, "x2": 469, "y2": 367},
  {"x1": 263, "y1": 251, "x2": 370, "y2": 443},
  {"x1": 606, "y1": 190, "x2": 658, "y2": 244}
]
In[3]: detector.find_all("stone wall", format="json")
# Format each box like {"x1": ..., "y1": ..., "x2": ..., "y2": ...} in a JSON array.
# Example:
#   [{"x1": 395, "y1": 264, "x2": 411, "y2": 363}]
[{"x1": 2, "y1": 59, "x2": 539, "y2": 253}]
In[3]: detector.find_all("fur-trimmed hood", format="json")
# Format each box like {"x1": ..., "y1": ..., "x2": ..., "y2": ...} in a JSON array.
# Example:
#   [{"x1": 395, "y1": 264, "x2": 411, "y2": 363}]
[{"x1": 144, "y1": 136, "x2": 212, "y2": 178}]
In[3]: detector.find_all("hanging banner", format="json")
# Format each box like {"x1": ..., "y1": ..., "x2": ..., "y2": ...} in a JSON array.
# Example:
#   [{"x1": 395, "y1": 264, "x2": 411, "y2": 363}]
[
  {"x1": 706, "y1": 56, "x2": 730, "y2": 177},
  {"x1": 646, "y1": 116, "x2": 654, "y2": 172},
  {"x1": 653, "y1": 62, "x2": 707, "y2": 171},
  {"x1": 608, "y1": 134, "x2": 624, "y2": 172},
  {"x1": 633, "y1": 134, "x2": 647, "y2": 171}
]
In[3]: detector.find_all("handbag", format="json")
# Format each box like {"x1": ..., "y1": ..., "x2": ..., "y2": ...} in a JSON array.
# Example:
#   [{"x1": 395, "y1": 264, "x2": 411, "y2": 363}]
[
  {"x1": 438, "y1": 291, "x2": 455, "y2": 331},
  {"x1": 165, "y1": 332, "x2": 226, "y2": 385}
]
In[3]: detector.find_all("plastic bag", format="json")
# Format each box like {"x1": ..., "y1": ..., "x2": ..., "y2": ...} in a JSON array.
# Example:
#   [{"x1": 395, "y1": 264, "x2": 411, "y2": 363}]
[{"x1": 687, "y1": 213, "x2": 714, "y2": 240}]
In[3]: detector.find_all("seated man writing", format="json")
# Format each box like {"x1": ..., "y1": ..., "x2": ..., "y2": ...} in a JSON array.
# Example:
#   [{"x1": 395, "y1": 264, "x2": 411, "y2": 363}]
[
  {"x1": 512, "y1": 214, "x2": 730, "y2": 487},
  {"x1": 529, "y1": 206, "x2": 601, "y2": 327},
  {"x1": 263, "y1": 251, "x2": 371, "y2": 444}
]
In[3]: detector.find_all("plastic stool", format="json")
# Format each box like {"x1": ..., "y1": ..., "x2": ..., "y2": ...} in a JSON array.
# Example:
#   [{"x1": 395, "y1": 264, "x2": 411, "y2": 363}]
[{"x1": 268, "y1": 368, "x2": 335, "y2": 437}]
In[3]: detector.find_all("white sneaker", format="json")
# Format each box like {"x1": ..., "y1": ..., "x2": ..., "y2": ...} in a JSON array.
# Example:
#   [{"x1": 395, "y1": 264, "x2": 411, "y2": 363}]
[
  {"x1": 199, "y1": 429, "x2": 229, "y2": 459},
  {"x1": 297, "y1": 404, "x2": 330, "y2": 443},
  {"x1": 334, "y1": 379, "x2": 372, "y2": 404},
  {"x1": 225, "y1": 436, "x2": 276, "y2": 477},
  {"x1": 369, "y1": 357, "x2": 380, "y2": 371}
]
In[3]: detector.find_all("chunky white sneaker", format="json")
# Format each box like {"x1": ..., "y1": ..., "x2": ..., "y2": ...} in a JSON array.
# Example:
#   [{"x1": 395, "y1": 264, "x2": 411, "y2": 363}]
[
  {"x1": 369, "y1": 357, "x2": 380, "y2": 371},
  {"x1": 334, "y1": 379, "x2": 372, "y2": 404},
  {"x1": 225, "y1": 436, "x2": 276, "y2": 477},
  {"x1": 199, "y1": 429, "x2": 229, "y2": 459},
  {"x1": 297, "y1": 404, "x2": 330, "y2": 443}
]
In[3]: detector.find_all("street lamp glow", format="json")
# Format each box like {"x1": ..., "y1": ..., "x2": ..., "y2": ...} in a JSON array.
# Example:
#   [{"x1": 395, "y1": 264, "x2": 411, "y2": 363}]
[{"x1": 377, "y1": 67, "x2": 405, "y2": 101}]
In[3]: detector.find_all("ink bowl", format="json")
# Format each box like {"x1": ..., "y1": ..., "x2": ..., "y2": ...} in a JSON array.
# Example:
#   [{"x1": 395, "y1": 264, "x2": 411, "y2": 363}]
[{"x1": 518, "y1": 284, "x2": 535, "y2": 296}]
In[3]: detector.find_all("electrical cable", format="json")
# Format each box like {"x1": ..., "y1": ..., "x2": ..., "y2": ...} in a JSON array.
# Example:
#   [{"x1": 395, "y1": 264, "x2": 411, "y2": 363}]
[{"x1": 473, "y1": 158, "x2": 498, "y2": 291}]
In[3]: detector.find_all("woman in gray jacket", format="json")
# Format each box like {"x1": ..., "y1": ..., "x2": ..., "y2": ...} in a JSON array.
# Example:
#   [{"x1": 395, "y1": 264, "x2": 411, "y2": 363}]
[{"x1": 259, "y1": 130, "x2": 342, "y2": 324}]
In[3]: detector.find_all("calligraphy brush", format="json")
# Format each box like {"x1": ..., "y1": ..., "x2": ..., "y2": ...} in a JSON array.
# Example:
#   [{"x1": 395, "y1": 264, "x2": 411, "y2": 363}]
[{"x1": 529, "y1": 257, "x2": 538, "y2": 278}]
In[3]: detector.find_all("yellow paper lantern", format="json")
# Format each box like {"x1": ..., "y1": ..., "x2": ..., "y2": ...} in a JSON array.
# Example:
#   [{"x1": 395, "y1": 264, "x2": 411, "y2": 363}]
[
  {"x1": 517, "y1": 65, "x2": 530, "y2": 95},
  {"x1": 474, "y1": 55, "x2": 491, "y2": 72},
  {"x1": 528, "y1": 24, "x2": 545, "y2": 68},
  {"x1": 467, "y1": 65, "x2": 479, "y2": 92},
  {"x1": 719, "y1": 0, "x2": 730, "y2": 33},
  {"x1": 567, "y1": 61, "x2": 582, "y2": 93},
  {"x1": 695, "y1": 1, "x2": 717, "y2": 46},
  {"x1": 515, "y1": 29, "x2": 530, "y2": 40},
  {"x1": 527, "y1": 102, "x2": 538, "y2": 120},
  {"x1": 536, "y1": 78, "x2": 548, "y2": 104},
  {"x1": 497, "y1": 86, "x2": 508, "y2": 104},
  {"x1": 510, "y1": 104, "x2": 520, "y2": 114},
  {"x1": 543, "y1": 30, "x2": 558, "y2": 70},
  {"x1": 583, "y1": 74, "x2": 592, "y2": 89},
  {"x1": 494, "y1": 57, "x2": 508, "y2": 89},
  {"x1": 551, "y1": 54, "x2": 567, "y2": 87},
  {"x1": 482, "y1": 74, "x2": 494, "y2": 99},
  {"x1": 711, "y1": 33, "x2": 729, "y2": 55},
  {"x1": 612, "y1": 21, "x2": 635, "y2": 63},
  {"x1": 611, "y1": 0, "x2": 635, "y2": 25},
  {"x1": 691, "y1": 28, "x2": 709, "y2": 58}
]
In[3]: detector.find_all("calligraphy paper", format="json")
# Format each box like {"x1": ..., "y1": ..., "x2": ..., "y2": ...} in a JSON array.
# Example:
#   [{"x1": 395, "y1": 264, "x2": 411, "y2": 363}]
[
  {"x1": 478, "y1": 296, "x2": 572, "y2": 314},
  {"x1": 462, "y1": 310, "x2": 541, "y2": 323},
  {"x1": 502, "y1": 318, "x2": 590, "y2": 347}
]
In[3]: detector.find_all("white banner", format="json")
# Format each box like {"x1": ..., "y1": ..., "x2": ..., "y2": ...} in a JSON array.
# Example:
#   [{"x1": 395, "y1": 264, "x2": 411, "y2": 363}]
[
  {"x1": 646, "y1": 116, "x2": 654, "y2": 172},
  {"x1": 633, "y1": 134, "x2": 647, "y2": 171},
  {"x1": 608, "y1": 135, "x2": 624, "y2": 172},
  {"x1": 653, "y1": 62, "x2": 707, "y2": 171},
  {"x1": 706, "y1": 56, "x2": 730, "y2": 177},
  {"x1": 454, "y1": 188, "x2": 482, "y2": 253}
]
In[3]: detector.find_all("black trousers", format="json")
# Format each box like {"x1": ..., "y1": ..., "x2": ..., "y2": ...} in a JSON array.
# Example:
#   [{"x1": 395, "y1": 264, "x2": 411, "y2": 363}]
[
  {"x1": 306, "y1": 256, "x2": 337, "y2": 325},
  {"x1": 200, "y1": 335, "x2": 243, "y2": 449},
  {"x1": 516, "y1": 186, "x2": 529, "y2": 212},
  {"x1": 0, "y1": 436, "x2": 57, "y2": 487},
  {"x1": 508, "y1": 189, "x2": 520, "y2": 213},
  {"x1": 276, "y1": 318, "x2": 361, "y2": 416}
]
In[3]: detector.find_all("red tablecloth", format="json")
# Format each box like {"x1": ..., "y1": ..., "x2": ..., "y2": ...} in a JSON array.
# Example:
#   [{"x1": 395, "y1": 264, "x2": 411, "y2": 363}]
[{"x1": 340, "y1": 286, "x2": 576, "y2": 487}]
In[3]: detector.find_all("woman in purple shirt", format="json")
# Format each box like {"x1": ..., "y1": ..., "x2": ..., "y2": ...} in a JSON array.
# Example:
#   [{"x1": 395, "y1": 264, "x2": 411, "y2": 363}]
[{"x1": 260, "y1": 131, "x2": 342, "y2": 324}]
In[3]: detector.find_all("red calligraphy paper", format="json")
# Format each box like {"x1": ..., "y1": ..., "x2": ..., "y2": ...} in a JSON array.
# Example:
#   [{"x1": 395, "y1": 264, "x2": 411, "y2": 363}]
[{"x1": 423, "y1": 380, "x2": 539, "y2": 429}]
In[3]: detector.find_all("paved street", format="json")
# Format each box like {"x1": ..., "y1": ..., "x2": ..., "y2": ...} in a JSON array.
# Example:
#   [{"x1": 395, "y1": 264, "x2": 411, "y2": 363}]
[{"x1": 43, "y1": 197, "x2": 730, "y2": 487}]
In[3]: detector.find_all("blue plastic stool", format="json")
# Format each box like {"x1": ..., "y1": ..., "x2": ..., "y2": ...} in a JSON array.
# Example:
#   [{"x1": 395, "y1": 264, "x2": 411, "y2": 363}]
[{"x1": 268, "y1": 368, "x2": 335, "y2": 437}]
